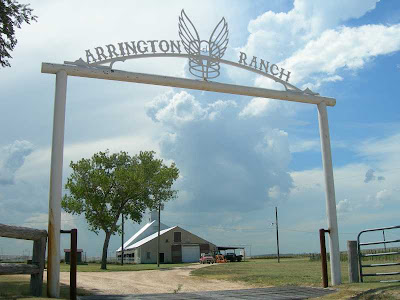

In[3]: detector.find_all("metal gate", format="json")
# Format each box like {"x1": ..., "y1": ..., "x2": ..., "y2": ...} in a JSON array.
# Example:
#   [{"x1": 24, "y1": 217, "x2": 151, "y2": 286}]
[{"x1": 357, "y1": 225, "x2": 400, "y2": 283}]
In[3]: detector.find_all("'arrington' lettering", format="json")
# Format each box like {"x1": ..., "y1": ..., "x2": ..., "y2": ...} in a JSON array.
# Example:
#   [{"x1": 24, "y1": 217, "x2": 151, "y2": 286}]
[{"x1": 85, "y1": 40, "x2": 182, "y2": 63}]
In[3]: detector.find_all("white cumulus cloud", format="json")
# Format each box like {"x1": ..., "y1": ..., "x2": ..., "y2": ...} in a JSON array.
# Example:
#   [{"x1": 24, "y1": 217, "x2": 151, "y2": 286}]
[
  {"x1": 147, "y1": 91, "x2": 207, "y2": 126},
  {"x1": 283, "y1": 24, "x2": 400, "y2": 83},
  {"x1": 147, "y1": 90, "x2": 294, "y2": 212},
  {"x1": 239, "y1": 97, "x2": 297, "y2": 119},
  {"x1": 376, "y1": 189, "x2": 392, "y2": 203},
  {"x1": 0, "y1": 140, "x2": 34, "y2": 185},
  {"x1": 147, "y1": 90, "x2": 238, "y2": 126},
  {"x1": 336, "y1": 198, "x2": 353, "y2": 215},
  {"x1": 242, "y1": 0, "x2": 379, "y2": 65}
]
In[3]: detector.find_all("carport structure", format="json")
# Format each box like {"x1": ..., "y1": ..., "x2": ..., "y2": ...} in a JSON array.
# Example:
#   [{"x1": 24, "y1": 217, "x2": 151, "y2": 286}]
[
  {"x1": 217, "y1": 246, "x2": 246, "y2": 260},
  {"x1": 42, "y1": 9, "x2": 342, "y2": 297},
  {"x1": 217, "y1": 246, "x2": 246, "y2": 257}
]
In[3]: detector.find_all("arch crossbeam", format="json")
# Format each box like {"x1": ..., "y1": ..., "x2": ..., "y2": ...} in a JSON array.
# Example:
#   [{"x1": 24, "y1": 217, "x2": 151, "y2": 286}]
[{"x1": 42, "y1": 63, "x2": 335, "y2": 106}]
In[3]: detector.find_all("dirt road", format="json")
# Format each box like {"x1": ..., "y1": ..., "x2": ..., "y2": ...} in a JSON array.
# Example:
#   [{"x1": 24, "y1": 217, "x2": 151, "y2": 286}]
[{"x1": 59, "y1": 264, "x2": 252, "y2": 295}]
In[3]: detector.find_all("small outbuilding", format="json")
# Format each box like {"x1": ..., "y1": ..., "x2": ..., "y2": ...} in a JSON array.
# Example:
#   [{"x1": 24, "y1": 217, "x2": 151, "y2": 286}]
[
  {"x1": 116, "y1": 211, "x2": 216, "y2": 264},
  {"x1": 64, "y1": 249, "x2": 83, "y2": 264}
]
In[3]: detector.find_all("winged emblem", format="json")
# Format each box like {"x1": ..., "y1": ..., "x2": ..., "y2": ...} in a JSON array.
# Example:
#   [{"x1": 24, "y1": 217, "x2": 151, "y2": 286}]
[{"x1": 178, "y1": 9, "x2": 229, "y2": 80}]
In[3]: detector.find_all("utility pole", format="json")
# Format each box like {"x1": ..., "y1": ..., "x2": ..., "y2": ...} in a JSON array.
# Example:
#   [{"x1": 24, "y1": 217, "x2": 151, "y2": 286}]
[
  {"x1": 383, "y1": 230, "x2": 387, "y2": 251},
  {"x1": 157, "y1": 203, "x2": 161, "y2": 267},
  {"x1": 275, "y1": 207, "x2": 280, "y2": 263},
  {"x1": 121, "y1": 213, "x2": 124, "y2": 266}
]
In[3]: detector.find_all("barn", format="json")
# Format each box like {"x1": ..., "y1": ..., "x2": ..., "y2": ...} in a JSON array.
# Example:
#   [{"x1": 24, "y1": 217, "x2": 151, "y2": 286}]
[{"x1": 116, "y1": 211, "x2": 216, "y2": 263}]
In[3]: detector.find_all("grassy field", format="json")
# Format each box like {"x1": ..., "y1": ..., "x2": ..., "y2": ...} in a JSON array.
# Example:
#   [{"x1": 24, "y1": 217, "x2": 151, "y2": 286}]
[
  {"x1": 192, "y1": 258, "x2": 400, "y2": 299},
  {"x1": 1, "y1": 259, "x2": 399, "y2": 299}
]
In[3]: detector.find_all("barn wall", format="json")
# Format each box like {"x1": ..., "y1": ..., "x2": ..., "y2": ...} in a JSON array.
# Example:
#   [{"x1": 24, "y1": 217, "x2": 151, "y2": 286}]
[{"x1": 138, "y1": 227, "x2": 216, "y2": 264}]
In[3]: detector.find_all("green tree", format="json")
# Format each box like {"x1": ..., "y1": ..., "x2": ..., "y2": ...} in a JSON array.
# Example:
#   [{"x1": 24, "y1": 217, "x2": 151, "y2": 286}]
[
  {"x1": 62, "y1": 150, "x2": 179, "y2": 269},
  {"x1": 0, "y1": 0, "x2": 37, "y2": 67}
]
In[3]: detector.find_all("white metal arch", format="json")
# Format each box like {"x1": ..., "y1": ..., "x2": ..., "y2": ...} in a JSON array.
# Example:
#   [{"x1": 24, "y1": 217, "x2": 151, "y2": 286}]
[{"x1": 42, "y1": 60, "x2": 341, "y2": 297}]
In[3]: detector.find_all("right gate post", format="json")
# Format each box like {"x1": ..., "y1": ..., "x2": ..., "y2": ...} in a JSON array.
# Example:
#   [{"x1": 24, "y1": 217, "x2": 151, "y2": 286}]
[
  {"x1": 347, "y1": 240, "x2": 360, "y2": 283},
  {"x1": 317, "y1": 101, "x2": 342, "y2": 285}
]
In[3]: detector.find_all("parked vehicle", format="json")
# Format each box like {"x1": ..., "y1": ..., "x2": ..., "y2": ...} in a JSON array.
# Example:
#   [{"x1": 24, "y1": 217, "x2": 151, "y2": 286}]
[
  {"x1": 215, "y1": 254, "x2": 227, "y2": 263},
  {"x1": 225, "y1": 253, "x2": 243, "y2": 262},
  {"x1": 199, "y1": 253, "x2": 215, "y2": 264}
]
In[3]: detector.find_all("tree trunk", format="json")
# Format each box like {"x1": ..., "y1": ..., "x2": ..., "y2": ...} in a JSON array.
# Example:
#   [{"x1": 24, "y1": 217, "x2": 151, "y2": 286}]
[{"x1": 101, "y1": 232, "x2": 112, "y2": 270}]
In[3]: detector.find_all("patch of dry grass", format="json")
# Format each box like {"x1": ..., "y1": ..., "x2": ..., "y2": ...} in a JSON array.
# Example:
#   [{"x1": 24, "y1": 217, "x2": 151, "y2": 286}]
[
  {"x1": 59, "y1": 262, "x2": 194, "y2": 272},
  {"x1": 191, "y1": 258, "x2": 400, "y2": 299}
]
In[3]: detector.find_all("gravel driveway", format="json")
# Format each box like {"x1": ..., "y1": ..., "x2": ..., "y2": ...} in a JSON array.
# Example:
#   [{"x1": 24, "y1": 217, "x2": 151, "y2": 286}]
[{"x1": 60, "y1": 264, "x2": 252, "y2": 295}]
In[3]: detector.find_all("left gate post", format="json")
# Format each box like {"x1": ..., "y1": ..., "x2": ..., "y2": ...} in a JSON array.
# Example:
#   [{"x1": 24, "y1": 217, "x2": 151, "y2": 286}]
[{"x1": 47, "y1": 70, "x2": 68, "y2": 298}]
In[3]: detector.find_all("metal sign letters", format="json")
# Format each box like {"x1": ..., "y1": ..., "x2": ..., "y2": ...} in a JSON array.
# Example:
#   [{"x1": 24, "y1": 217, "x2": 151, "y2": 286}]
[{"x1": 67, "y1": 10, "x2": 291, "y2": 86}]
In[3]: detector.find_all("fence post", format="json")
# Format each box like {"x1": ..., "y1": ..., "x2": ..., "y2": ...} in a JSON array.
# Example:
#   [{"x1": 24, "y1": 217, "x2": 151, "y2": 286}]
[
  {"x1": 319, "y1": 229, "x2": 329, "y2": 288},
  {"x1": 70, "y1": 229, "x2": 77, "y2": 300},
  {"x1": 30, "y1": 236, "x2": 47, "y2": 296},
  {"x1": 347, "y1": 240, "x2": 359, "y2": 283}
]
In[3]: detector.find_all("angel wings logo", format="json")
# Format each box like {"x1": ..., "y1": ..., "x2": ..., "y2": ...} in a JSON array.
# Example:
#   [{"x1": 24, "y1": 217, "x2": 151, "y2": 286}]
[{"x1": 178, "y1": 10, "x2": 228, "y2": 80}]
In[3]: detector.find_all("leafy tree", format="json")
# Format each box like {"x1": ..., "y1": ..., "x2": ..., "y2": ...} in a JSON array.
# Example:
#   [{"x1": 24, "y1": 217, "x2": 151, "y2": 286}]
[
  {"x1": 62, "y1": 150, "x2": 179, "y2": 269},
  {"x1": 0, "y1": 0, "x2": 37, "y2": 67}
]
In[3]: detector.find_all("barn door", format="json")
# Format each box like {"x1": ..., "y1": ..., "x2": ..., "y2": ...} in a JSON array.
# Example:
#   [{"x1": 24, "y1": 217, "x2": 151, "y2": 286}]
[
  {"x1": 171, "y1": 245, "x2": 182, "y2": 263},
  {"x1": 200, "y1": 244, "x2": 210, "y2": 254}
]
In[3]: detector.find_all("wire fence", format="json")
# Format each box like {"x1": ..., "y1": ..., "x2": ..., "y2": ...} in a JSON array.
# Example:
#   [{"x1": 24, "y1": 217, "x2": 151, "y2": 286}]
[
  {"x1": 0, "y1": 254, "x2": 32, "y2": 263},
  {"x1": 309, "y1": 247, "x2": 400, "y2": 262}
]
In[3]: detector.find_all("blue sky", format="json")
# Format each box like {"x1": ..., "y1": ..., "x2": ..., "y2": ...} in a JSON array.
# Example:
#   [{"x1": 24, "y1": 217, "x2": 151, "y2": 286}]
[{"x1": 0, "y1": 0, "x2": 400, "y2": 258}]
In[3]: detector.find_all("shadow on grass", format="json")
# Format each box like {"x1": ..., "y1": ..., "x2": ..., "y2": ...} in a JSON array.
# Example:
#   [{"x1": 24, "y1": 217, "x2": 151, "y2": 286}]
[
  {"x1": 350, "y1": 284, "x2": 400, "y2": 300},
  {"x1": 0, "y1": 275, "x2": 93, "y2": 299}
]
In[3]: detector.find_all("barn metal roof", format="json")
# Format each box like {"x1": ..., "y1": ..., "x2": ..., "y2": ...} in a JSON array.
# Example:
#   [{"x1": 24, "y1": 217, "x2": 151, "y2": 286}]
[{"x1": 125, "y1": 226, "x2": 177, "y2": 250}]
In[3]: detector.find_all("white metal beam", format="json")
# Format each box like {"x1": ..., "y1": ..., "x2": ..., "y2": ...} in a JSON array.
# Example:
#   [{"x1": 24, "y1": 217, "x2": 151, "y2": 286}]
[
  {"x1": 318, "y1": 101, "x2": 341, "y2": 285},
  {"x1": 41, "y1": 63, "x2": 335, "y2": 107}
]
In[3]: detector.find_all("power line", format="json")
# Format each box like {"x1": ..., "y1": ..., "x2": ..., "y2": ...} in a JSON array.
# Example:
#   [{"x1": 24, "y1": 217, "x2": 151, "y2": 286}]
[
  {"x1": 279, "y1": 226, "x2": 358, "y2": 235},
  {"x1": 275, "y1": 207, "x2": 280, "y2": 263}
]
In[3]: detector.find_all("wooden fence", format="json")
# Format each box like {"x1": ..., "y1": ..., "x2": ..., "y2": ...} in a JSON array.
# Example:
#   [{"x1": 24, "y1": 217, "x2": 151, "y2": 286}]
[{"x1": 0, "y1": 223, "x2": 47, "y2": 297}]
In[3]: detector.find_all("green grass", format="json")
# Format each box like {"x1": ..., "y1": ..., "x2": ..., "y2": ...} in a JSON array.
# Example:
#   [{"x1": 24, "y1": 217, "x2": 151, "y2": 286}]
[
  {"x1": 0, "y1": 274, "x2": 92, "y2": 299},
  {"x1": 59, "y1": 262, "x2": 195, "y2": 272},
  {"x1": 193, "y1": 258, "x2": 328, "y2": 286},
  {"x1": 191, "y1": 258, "x2": 400, "y2": 299}
]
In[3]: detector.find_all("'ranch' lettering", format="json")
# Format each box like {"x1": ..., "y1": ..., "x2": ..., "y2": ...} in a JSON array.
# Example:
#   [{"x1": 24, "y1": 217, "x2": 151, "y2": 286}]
[
  {"x1": 85, "y1": 40, "x2": 182, "y2": 63},
  {"x1": 238, "y1": 51, "x2": 291, "y2": 82}
]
